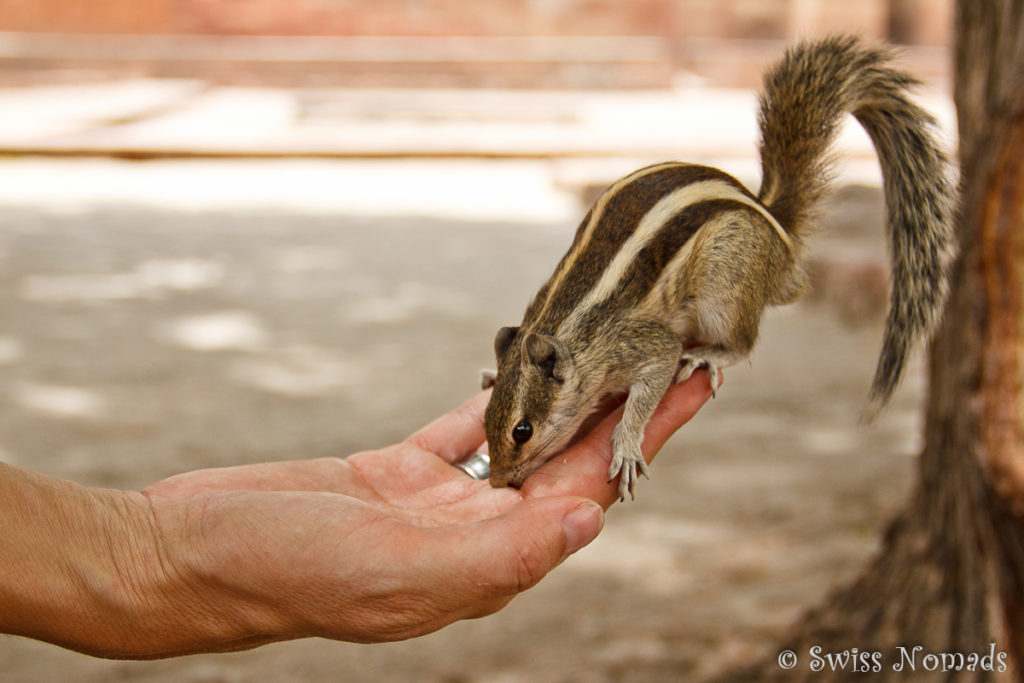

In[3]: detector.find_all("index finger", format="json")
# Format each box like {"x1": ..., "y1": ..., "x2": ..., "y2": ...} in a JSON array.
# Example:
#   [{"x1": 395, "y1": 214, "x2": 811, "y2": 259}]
[{"x1": 406, "y1": 390, "x2": 491, "y2": 464}]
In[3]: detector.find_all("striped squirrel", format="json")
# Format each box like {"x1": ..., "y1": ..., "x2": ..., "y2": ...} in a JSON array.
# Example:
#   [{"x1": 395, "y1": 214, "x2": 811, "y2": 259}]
[{"x1": 481, "y1": 36, "x2": 956, "y2": 501}]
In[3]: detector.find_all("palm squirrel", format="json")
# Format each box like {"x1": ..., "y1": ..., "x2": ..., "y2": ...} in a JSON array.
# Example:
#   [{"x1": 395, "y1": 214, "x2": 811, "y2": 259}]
[{"x1": 481, "y1": 35, "x2": 957, "y2": 500}]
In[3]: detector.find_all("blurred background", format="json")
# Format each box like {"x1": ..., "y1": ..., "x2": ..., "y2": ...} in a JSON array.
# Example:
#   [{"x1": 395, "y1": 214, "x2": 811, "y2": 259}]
[{"x1": 0, "y1": 1, "x2": 953, "y2": 681}]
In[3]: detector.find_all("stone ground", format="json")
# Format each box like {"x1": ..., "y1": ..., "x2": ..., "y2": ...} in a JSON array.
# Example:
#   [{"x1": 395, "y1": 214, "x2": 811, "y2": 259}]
[{"x1": 0, "y1": 158, "x2": 923, "y2": 682}]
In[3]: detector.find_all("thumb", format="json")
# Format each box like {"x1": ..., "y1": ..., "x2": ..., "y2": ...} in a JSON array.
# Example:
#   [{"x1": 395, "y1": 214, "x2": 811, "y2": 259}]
[{"x1": 442, "y1": 497, "x2": 604, "y2": 602}]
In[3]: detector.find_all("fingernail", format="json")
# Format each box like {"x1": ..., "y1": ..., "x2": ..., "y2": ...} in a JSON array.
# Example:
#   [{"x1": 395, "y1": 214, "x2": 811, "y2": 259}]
[{"x1": 561, "y1": 502, "x2": 604, "y2": 557}]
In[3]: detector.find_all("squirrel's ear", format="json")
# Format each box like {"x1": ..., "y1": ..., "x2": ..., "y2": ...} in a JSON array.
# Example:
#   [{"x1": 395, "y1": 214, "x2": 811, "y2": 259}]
[
  {"x1": 523, "y1": 332, "x2": 571, "y2": 382},
  {"x1": 494, "y1": 326, "x2": 520, "y2": 358},
  {"x1": 480, "y1": 369, "x2": 497, "y2": 389}
]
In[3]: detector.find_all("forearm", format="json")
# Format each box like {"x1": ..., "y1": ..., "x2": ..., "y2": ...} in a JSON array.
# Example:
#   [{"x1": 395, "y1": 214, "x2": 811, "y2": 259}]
[
  {"x1": 0, "y1": 462, "x2": 271, "y2": 658},
  {"x1": 0, "y1": 462, "x2": 136, "y2": 653}
]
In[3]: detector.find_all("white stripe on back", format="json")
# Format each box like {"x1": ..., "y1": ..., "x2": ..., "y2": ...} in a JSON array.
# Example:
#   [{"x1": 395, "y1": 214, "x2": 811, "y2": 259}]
[
  {"x1": 558, "y1": 179, "x2": 791, "y2": 334},
  {"x1": 534, "y1": 162, "x2": 681, "y2": 317}
]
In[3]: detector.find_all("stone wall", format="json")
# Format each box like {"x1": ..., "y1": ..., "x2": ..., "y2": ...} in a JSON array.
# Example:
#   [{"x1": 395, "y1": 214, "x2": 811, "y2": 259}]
[
  {"x1": 0, "y1": 0, "x2": 950, "y2": 44},
  {"x1": 0, "y1": 0, "x2": 951, "y2": 87}
]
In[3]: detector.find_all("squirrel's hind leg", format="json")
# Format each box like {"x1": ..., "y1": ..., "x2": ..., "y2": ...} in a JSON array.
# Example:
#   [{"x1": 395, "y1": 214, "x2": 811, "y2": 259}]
[{"x1": 670, "y1": 210, "x2": 788, "y2": 394}]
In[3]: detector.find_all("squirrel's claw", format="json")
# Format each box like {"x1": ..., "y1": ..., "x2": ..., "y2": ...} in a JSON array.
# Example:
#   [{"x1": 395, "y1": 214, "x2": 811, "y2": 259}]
[{"x1": 608, "y1": 444, "x2": 649, "y2": 502}]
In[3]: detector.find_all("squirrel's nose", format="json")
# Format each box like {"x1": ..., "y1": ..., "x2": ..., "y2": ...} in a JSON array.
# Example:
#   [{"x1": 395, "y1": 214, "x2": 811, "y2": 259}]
[{"x1": 489, "y1": 470, "x2": 522, "y2": 489}]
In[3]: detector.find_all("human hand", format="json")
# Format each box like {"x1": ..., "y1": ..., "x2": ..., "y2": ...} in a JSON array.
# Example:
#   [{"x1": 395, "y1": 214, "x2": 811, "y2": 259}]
[{"x1": 17, "y1": 371, "x2": 712, "y2": 658}]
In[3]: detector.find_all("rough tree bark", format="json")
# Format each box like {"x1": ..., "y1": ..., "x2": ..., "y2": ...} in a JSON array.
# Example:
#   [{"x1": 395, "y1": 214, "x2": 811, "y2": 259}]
[{"x1": 718, "y1": 2, "x2": 1024, "y2": 681}]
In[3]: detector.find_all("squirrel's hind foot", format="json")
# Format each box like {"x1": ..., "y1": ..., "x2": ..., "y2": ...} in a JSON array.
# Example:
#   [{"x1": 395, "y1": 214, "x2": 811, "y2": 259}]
[{"x1": 676, "y1": 354, "x2": 723, "y2": 398}]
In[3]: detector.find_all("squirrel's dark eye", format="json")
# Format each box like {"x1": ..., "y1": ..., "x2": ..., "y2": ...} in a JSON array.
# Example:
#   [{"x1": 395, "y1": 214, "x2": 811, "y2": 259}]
[{"x1": 512, "y1": 419, "x2": 533, "y2": 445}]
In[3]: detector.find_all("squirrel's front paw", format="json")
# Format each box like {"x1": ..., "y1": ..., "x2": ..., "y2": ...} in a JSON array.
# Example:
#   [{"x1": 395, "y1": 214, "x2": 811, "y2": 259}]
[{"x1": 609, "y1": 428, "x2": 649, "y2": 501}]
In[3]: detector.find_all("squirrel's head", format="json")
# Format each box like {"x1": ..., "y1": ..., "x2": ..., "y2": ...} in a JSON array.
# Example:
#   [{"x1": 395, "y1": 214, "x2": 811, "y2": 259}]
[{"x1": 483, "y1": 326, "x2": 583, "y2": 489}]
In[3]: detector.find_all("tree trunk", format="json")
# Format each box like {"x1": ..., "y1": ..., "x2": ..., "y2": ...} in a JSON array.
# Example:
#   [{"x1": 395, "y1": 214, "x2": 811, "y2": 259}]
[{"x1": 718, "y1": 2, "x2": 1024, "y2": 680}]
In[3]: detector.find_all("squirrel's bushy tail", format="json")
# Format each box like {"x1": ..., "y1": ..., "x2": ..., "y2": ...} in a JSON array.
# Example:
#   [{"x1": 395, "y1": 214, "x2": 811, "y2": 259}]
[{"x1": 756, "y1": 35, "x2": 956, "y2": 415}]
